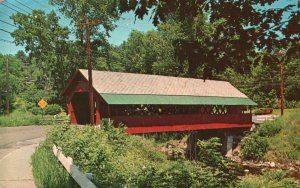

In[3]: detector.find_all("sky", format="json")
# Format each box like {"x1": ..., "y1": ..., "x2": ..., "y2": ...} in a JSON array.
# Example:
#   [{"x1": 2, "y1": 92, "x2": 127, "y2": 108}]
[
  {"x1": 0, "y1": 0, "x2": 156, "y2": 54},
  {"x1": 0, "y1": 0, "x2": 298, "y2": 55}
]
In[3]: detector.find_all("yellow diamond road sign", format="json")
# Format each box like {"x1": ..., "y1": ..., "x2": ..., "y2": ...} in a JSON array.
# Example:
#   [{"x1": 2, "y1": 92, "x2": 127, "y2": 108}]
[{"x1": 38, "y1": 99, "x2": 48, "y2": 109}]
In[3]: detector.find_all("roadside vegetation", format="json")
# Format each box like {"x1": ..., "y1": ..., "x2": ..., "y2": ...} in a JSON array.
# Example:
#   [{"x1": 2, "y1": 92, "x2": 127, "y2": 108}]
[
  {"x1": 0, "y1": 109, "x2": 67, "y2": 127},
  {"x1": 0, "y1": 110, "x2": 44, "y2": 127},
  {"x1": 34, "y1": 121, "x2": 236, "y2": 188},
  {"x1": 32, "y1": 142, "x2": 79, "y2": 188}
]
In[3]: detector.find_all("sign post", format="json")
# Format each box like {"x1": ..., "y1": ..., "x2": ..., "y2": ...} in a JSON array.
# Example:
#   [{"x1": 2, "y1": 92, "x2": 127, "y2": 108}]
[{"x1": 38, "y1": 99, "x2": 48, "y2": 116}]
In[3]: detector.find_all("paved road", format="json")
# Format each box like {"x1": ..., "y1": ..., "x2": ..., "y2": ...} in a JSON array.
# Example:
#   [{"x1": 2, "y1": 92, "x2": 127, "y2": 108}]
[{"x1": 0, "y1": 126, "x2": 49, "y2": 188}]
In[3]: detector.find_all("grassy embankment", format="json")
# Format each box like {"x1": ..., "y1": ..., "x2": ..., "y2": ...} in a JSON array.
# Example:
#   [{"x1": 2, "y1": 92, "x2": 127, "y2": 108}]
[
  {"x1": 32, "y1": 142, "x2": 79, "y2": 188},
  {"x1": 236, "y1": 170, "x2": 300, "y2": 188},
  {"x1": 0, "y1": 110, "x2": 67, "y2": 127},
  {"x1": 237, "y1": 108, "x2": 300, "y2": 187},
  {"x1": 265, "y1": 108, "x2": 300, "y2": 162}
]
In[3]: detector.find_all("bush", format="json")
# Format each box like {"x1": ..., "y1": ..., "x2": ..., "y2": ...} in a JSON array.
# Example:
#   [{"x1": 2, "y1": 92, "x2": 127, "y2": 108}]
[
  {"x1": 30, "y1": 106, "x2": 43, "y2": 115},
  {"x1": 253, "y1": 108, "x2": 273, "y2": 115},
  {"x1": 141, "y1": 161, "x2": 234, "y2": 188},
  {"x1": 44, "y1": 104, "x2": 61, "y2": 115},
  {"x1": 48, "y1": 123, "x2": 235, "y2": 188},
  {"x1": 257, "y1": 119, "x2": 282, "y2": 137},
  {"x1": 241, "y1": 134, "x2": 269, "y2": 160},
  {"x1": 284, "y1": 101, "x2": 300, "y2": 109},
  {"x1": 197, "y1": 137, "x2": 225, "y2": 168}
]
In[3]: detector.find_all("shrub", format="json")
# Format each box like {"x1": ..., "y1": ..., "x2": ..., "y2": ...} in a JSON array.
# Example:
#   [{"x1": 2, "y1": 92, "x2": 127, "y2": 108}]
[
  {"x1": 30, "y1": 106, "x2": 43, "y2": 115},
  {"x1": 284, "y1": 100, "x2": 300, "y2": 109},
  {"x1": 197, "y1": 137, "x2": 225, "y2": 168},
  {"x1": 48, "y1": 123, "x2": 235, "y2": 188},
  {"x1": 253, "y1": 108, "x2": 273, "y2": 115},
  {"x1": 241, "y1": 134, "x2": 269, "y2": 160},
  {"x1": 44, "y1": 104, "x2": 61, "y2": 115},
  {"x1": 258, "y1": 119, "x2": 282, "y2": 137},
  {"x1": 141, "y1": 161, "x2": 235, "y2": 188}
]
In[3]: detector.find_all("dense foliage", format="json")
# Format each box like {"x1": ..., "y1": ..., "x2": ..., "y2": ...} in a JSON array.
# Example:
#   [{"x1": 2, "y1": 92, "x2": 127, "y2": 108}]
[
  {"x1": 48, "y1": 122, "x2": 236, "y2": 187},
  {"x1": 118, "y1": 0, "x2": 300, "y2": 78}
]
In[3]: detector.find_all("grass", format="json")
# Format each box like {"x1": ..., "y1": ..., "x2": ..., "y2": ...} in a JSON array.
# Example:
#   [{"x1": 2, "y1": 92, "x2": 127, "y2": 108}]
[
  {"x1": 0, "y1": 110, "x2": 44, "y2": 127},
  {"x1": 264, "y1": 108, "x2": 300, "y2": 162},
  {"x1": 0, "y1": 110, "x2": 67, "y2": 127},
  {"x1": 272, "y1": 108, "x2": 298, "y2": 116},
  {"x1": 235, "y1": 170, "x2": 300, "y2": 188},
  {"x1": 32, "y1": 142, "x2": 80, "y2": 188}
]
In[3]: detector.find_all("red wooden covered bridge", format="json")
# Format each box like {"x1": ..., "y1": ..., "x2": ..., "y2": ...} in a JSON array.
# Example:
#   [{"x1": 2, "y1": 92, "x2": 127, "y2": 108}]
[{"x1": 62, "y1": 69, "x2": 256, "y2": 134}]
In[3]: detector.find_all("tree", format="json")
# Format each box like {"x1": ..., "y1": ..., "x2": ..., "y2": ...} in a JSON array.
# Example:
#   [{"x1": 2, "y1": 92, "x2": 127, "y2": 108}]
[
  {"x1": 116, "y1": 23, "x2": 188, "y2": 76},
  {"x1": 49, "y1": 0, "x2": 120, "y2": 39},
  {"x1": 118, "y1": 0, "x2": 300, "y2": 78},
  {"x1": 49, "y1": 0, "x2": 121, "y2": 66},
  {"x1": 0, "y1": 55, "x2": 23, "y2": 114},
  {"x1": 11, "y1": 10, "x2": 72, "y2": 106},
  {"x1": 284, "y1": 58, "x2": 300, "y2": 101}
]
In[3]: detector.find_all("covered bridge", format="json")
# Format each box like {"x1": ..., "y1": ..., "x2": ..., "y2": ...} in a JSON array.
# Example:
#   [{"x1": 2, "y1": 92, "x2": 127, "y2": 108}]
[{"x1": 62, "y1": 69, "x2": 256, "y2": 134}]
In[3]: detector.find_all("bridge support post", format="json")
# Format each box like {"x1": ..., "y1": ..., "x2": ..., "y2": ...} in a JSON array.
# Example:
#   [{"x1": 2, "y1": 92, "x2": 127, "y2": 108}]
[{"x1": 225, "y1": 134, "x2": 234, "y2": 157}]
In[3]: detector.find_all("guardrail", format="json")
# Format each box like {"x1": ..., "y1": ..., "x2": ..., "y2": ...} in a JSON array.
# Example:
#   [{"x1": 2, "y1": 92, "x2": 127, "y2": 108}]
[
  {"x1": 52, "y1": 145, "x2": 97, "y2": 188},
  {"x1": 252, "y1": 115, "x2": 279, "y2": 124},
  {"x1": 40, "y1": 118, "x2": 66, "y2": 124}
]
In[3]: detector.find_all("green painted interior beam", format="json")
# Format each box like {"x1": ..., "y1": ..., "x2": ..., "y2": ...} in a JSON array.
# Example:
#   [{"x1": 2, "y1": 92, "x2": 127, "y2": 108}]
[{"x1": 100, "y1": 93, "x2": 257, "y2": 106}]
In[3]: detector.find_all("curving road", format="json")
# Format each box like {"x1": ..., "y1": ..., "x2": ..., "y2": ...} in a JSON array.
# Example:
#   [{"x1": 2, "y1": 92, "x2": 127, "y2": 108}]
[{"x1": 0, "y1": 126, "x2": 49, "y2": 188}]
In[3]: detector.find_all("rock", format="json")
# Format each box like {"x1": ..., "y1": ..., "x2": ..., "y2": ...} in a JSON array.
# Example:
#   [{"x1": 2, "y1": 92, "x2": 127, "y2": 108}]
[
  {"x1": 263, "y1": 162, "x2": 270, "y2": 167},
  {"x1": 289, "y1": 167, "x2": 295, "y2": 172},
  {"x1": 270, "y1": 162, "x2": 276, "y2": 168}
]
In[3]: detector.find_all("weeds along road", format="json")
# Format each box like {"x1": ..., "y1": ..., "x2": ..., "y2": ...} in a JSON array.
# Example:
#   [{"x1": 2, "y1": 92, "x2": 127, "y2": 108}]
[{"x1": 0, "y1": 126, "x2": 50, "y2": 188}]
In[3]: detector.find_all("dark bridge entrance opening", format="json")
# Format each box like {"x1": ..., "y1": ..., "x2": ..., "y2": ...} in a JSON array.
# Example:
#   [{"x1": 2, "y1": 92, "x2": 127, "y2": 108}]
[{"x1": 71, "y1": 92, "x2": 90, "y2": 125}]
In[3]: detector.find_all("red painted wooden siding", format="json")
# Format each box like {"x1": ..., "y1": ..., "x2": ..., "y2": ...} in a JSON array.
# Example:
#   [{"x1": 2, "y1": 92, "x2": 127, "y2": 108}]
[
  {"x1": 111, "y1": 114, "x2": 252, "y2": 133},
  {"x1": 68, "y1": 101, "x2": 77, "y2": 124},
  {"x1": 125, "y1": 123, "x2": 252, "y2": 134}
]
